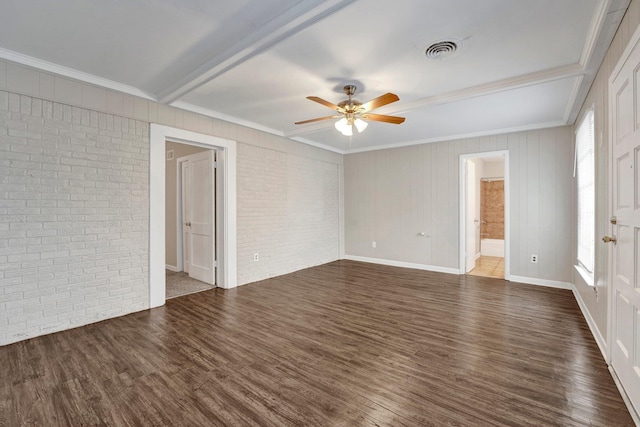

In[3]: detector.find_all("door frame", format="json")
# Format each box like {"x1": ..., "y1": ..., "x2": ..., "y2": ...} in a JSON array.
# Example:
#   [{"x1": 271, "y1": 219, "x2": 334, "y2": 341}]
[
  {"x1": 459, "y1": 150, "x2": 510, "y2": 280},
  {"x1": 150, "y1": 124, "x2": 237, "y2": 308}
]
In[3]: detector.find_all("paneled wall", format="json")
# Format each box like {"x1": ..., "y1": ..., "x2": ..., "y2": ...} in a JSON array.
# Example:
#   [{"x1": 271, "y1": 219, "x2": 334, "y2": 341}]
[
  {"x1": 344, "y1": 126, "x2": 573, "y2": 283},
  {"x1": 573, "y1": 0, "x2": 640, "y2": 346},
  {"x1": 0, "y1": 59, "x2": 342, "y2": 345}
]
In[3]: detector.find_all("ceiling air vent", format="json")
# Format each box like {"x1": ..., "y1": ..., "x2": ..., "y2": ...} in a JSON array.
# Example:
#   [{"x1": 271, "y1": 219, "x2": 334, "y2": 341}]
[{"x1": 425, "y1": 40, "x2": 459, "y2": 60}]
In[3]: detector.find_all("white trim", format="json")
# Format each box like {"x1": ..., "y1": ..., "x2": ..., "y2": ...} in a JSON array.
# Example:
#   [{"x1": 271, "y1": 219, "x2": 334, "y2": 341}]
[
  {"x1": 150, "y1": 124, "x2": 237, "y2": 309},
  {"x1": 0, "y1": 47, "x2": 155, "y2": 100},
  {"x1": 563, "y1": 75, "x2": 585, "y2": 124},
  {"x1": 459, "y1": 151, "x2": 510, "y2": 280},
  {"x1": 290, "y1": 136, "x2": 346, "y2": 154},
  {"x1": 387, "y1": 63, "x2": 584, "y2": 115},
  {"x1": 165, "y1": 264, "x2": 179, "y2": 272},
  {"x1": 572, "y1": 285, "x2": 607, "y2": 359},
  {"x1": 171, "y1": 101, "x2": 285, "y2": 137},
  {"x1": 346, "y1": 121, "x2": 565, "y2": 154},
  {"x1": 344, "y1": 255, "x2": 460, "y2": 276},
  {"x1": 574, "y1": 264, "x2": 594, "y2": 287},
  {"x1": 157, "y1": 0, "x2": 356, "y2": 103},
  {"x1": 579, "y1": 0, "x2": 612, "y2": 68},
  {"x1": 609, "y1": 367, "x2": 640, "y2": 426},
  {"x1": 338, "y1": 163, "x2": 346, "y2": 259},
  {"x1": 509, "y1": 275, "x2": 573, "y2": 290},
  {"x1": 172, "y1": 101, "x2": 345, "y2": 155}
]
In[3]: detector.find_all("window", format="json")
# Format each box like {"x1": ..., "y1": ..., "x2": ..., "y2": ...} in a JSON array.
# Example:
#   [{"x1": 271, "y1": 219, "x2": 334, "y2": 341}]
[{"x1": 575, "y1": 109, "x2": 595, "y2": 280}]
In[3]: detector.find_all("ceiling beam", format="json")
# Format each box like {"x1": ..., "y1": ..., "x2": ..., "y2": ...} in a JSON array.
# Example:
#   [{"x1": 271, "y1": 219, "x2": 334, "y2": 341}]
[
  {"x1": 158, "y1": 0, "x2": 356, "y2": 105},
  {"x1": 284, "y1": 63, "x2": 585, "y2": 138}
]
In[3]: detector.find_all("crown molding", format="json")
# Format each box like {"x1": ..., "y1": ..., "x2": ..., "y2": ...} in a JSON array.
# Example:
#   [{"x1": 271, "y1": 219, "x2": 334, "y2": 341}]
[
  {"x1": 172, "y1": 101, "x2": 345, "y2": 154},
  {"x1": 0, "y1": 47, "x2": 155, "y2": 100},
  {"x1": 344, "y1": 120, "x2": 567, "y2": 154},
  {"x1": 580, "y1": 0, "x2": 612, "y2": 67},
  {"x1": 290, "y1": 136, "x2": 346, "y2": 154},
  {"x1": 171, "y1": 101, "x2": 285, "y2": 137}
]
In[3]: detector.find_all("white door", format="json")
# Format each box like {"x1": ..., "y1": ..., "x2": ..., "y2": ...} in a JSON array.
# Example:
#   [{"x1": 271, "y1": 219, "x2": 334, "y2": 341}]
[
  {"x1": 181, "y1": 150, "x2": 216, "y2": 285},
  {"x1": 609, "y1": 35, "x2": 640, "y2": 414},
  {"x1": 466, "y1": 160, "x2": 477, "y2": 272},
  {"x1": 181, "y1": 161, "x2": 191, "y2": 273}
]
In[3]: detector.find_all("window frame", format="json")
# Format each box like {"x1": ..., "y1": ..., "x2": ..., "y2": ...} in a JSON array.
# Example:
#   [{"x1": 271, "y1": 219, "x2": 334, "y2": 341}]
[{"x1": 574, "y1": 107, "x2": 595, "y2": 286}]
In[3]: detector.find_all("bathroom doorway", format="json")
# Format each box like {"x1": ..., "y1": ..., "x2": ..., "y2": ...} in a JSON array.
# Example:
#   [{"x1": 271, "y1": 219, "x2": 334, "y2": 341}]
[{"x1": 459, "y1": 151, "x2": 509, "y2": 280}]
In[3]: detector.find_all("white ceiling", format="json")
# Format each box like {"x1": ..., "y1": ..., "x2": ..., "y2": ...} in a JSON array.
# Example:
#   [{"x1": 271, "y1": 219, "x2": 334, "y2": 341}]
[{"x1": 0, "y1": 0, "x2": 630, "y2": 153}]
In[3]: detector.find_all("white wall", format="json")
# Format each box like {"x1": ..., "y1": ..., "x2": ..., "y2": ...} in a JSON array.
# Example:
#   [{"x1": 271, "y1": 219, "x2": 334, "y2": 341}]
[
  {"x1": 482, "y1": 160, "x2": 504, "y2": 178},
  {"x1": 0, "y1": 58, "x2": 342, "y2": 345},
  {"x1": 572, "y1": 0, "x2": 640, "y2": 349},
  {"x1": 344, "y1": 127, "x2": 573, "y2": 283},
  {"x1": 0, "y1": 91, "x2": 149, "y2": 343}
]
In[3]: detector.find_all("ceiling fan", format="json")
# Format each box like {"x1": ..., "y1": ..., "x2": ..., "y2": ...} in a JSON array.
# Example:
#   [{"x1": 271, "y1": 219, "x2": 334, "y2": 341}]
[{"x1": 295, "y1": 85, "x2": 405, "y2": 136}]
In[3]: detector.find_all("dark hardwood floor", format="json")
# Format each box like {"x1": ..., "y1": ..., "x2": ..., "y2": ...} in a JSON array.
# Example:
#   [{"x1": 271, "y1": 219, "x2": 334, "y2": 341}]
[{"x1": 0, "y1": 260, "x2": 634, "y2": 426}]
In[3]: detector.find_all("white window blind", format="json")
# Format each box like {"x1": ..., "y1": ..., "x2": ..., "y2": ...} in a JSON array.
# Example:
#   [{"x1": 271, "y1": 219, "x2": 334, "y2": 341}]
[{"x1": 576, "y1": 109, "x2": 595, "y2": 275}]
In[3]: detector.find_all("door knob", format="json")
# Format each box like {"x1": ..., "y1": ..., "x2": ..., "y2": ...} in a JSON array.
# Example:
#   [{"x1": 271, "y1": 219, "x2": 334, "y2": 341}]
[
  {"x1": 602, "y1": 235, "x2": 617, "y2": 244},
  {"x1": 185, "y1": 222, "x2": 191, "y2": 227}
]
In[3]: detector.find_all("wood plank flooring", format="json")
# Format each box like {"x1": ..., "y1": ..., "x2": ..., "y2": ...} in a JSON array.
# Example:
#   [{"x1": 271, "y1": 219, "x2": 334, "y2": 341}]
[{"x1": 0, "y1": 260, "x2": 633, "y2": 426}]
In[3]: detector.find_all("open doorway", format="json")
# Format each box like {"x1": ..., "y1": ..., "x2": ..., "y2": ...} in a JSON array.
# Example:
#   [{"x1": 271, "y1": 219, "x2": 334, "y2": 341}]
[
  {"x1": 459, "y1": 151, "x2": 509, "y2": 280},
  {"x1": 149, "y1": 124, "x2": 237, "y2": 309},
  {"x1": 165, "y1": 142, "x2": 216, "y2": 299}
]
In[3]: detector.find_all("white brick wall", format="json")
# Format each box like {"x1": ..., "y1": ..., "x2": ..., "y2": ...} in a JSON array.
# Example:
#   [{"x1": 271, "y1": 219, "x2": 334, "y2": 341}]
[
  {"x1": 0, "y1": 90, "x2": 149, "y2": 345},
  {"x1": 236, "y1": 144, "x2": 340, "y2": 285},
  {"x1": 0, "y1": 58, "x2": 343, "y2": 346}
]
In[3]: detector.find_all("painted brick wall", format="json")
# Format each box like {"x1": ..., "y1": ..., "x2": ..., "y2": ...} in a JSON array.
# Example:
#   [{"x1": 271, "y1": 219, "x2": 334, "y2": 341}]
[
  {"x1": 0, "y1": 90, "x2": 149, "y2": 345},
  {"x1": 236, "y1": 143, "x2": 340, "y2": 285},
  {"x1": 0, "y1": 58, "x2": 343, "y2": 346}
]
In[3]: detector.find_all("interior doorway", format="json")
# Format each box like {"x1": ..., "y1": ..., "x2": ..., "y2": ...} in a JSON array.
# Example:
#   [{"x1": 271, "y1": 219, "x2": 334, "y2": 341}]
[
  {"x1": 459, "y1": 151, "x2": 509, "y2": 280},
  {"x1": 165, "y1": 142, "x2": 216, "y2": 299},
  {"x1": 149, "y1": 124, "x2": 237, "y2": 309}
]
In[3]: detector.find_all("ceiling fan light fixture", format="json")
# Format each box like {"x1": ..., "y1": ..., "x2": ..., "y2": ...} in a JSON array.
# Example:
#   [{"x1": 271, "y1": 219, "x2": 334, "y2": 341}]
[
  {"x1": 341, "y1": 124, "x2": 353, "y2": 136},
  {"x1": 335, "y1": 117, "x2": 348, "y2": 132},
  {"x1": 296, "y1": 85, "x2": 404, "y2": 137},
  {"x1": 354, "y1": 118, "x2": 368, "y2": 133}
]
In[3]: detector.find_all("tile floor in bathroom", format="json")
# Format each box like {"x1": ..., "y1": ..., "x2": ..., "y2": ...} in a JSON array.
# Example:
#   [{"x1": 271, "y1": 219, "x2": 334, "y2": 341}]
[{"x1": 467, "y1": 256, "x2": 504, "y2": 279}]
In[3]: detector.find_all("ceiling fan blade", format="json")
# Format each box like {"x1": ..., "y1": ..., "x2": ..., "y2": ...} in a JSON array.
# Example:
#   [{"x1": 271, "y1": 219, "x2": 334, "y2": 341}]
[
  {"x1": 363, "y1": 113, "x2": 405, "y2": 124},
  {"x1": 361, "y1": 93, "x2": 400, "y2": 112},
  {"x1": 295, "y1": 115, "x2": 340, "y2": 125},
  {"x1": 307, "y1": 96, "x2": 341, "y2": 111}
]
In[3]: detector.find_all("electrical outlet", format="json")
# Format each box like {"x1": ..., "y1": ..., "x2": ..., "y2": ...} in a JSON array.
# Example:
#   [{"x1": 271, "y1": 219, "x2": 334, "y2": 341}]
[
  {"x1": 372, "y1": 241, "x2": 377, "y2": 248},
  {"x1": 531, "y1": 254, "x2": 538, "y2": 263},
  {"x1": 253, "y1": 253, "x2": 259, "y2": 262}
]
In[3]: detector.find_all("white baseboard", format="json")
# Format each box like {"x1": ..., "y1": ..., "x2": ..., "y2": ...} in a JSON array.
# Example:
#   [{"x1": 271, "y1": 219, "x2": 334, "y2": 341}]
[
  {"x1": 344, "y1": 255, "x2": 460, "y2": 275},
  {"x1": 509, "y1": 275, "x2": 573, "y2": 290},
  {"x1": 165, "y1": 264, "x2": 179, "y2": 272},
  {"x1": 475, "y1": 252, "x2": 482, "y2": 260},
  {"x1": 572, "y1": 285, "x2": 607, "y2": 361},
  {"x1": 609, "y1": 366, "x2": 640, "y2": 427}
]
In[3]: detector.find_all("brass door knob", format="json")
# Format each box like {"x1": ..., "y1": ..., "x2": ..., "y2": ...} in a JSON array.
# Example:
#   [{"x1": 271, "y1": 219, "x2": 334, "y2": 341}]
[{"x1": 602, "y1": 235, "x2": 617, "y2": 244}]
